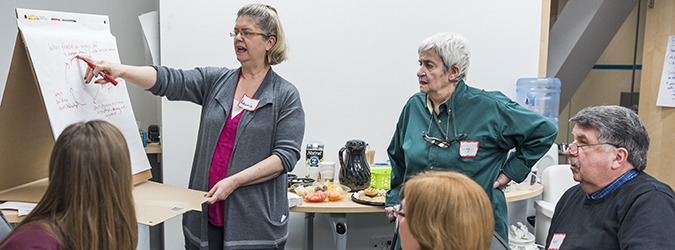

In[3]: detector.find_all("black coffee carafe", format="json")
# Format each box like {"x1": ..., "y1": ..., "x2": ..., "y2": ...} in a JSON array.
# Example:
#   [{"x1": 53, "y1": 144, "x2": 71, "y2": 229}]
[{"x1": 338, "y1": 139, "x2": 371, "y2": 191}]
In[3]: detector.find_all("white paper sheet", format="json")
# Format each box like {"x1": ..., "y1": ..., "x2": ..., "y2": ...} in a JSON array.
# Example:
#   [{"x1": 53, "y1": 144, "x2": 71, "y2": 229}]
[
  {"x1": 0, "y1": 202, "x2": 37, "y2": 217},
  {"x1": 15, "y1": 8, "x2": 150, "y2": 175},
  {"x1": 139, "y1": 11, "x2": 159, "y2": 64},
  {"x1": 656, "y1": 35, "x2": 675, "y2": 108}
]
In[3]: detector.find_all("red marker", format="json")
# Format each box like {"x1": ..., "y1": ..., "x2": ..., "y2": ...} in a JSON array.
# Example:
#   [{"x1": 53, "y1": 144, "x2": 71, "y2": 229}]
[{"x1": 76, "y1": 55, "x2": 118, "y2": 86}]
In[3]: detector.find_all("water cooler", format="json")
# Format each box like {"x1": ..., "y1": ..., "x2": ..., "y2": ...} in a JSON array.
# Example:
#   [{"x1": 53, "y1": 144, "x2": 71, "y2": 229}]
[
  {"x1": 507, "y1": 78, "x2": 561, "y2": 240},
  {"x1": 515, "y1": 77, "x2": 561, "y2": 179},
  {"x1": 516, "y1": 78, "x2": 561, "y2": 127}
]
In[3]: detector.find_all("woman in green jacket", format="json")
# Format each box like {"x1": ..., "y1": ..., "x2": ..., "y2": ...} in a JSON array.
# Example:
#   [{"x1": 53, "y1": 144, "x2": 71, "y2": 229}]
[{"x1": 385, "y1": 32, "x2": 558, "y2": 244}]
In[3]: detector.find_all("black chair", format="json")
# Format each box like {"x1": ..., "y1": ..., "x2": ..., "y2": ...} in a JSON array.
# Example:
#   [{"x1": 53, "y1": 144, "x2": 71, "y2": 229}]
[
  {"x1": 490, "y1": 231, "x2": 511, "y2": 250},
  {"x1": 0, "y1": 210, "x2": 12, "y2": 240}
]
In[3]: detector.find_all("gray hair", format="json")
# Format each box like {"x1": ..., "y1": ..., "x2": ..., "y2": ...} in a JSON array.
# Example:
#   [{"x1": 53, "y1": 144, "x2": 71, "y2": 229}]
[
  {"x1": 570, "y1": 105, "x2": 650, "y2": 171},
  {"x1": 418, "y1": 33, "x2": 470, "y2": 83},
  {"x1": 237, "y1": 4, "x2": 288, "y2": 65}
]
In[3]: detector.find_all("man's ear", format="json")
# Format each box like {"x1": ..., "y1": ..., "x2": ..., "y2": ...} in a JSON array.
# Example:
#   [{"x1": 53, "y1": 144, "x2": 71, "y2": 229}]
[
  {"x1": 448, "y1": 64, "x2": 460, "y2": 82},
  {"x1": 266, "y1": 36, "x2": 277, "y2": 51},
  {"x1": 611, "y1": 147, "x2": 629, "y2": 170}
]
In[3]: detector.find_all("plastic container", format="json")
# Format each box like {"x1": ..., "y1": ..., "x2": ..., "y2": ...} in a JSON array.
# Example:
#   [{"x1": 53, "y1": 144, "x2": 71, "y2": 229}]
[
  {"x1": 508, "y1": 232, "x2": 537, "y2": 250},
  {"x1": 369, "y1": 163, "x2": 391, "y2": 190},
  {"x1": 306, "y1": 142, "x2": 324, "y2": 180},
  {"x1": 516, "y1": 78, "x2": 561, "y2": 128}
]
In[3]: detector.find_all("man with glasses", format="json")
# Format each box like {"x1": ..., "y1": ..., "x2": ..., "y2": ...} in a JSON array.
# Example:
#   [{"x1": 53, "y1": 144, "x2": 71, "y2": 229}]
[{"x1": 546, "y1": 105, "x2": 675, "y2": 250}]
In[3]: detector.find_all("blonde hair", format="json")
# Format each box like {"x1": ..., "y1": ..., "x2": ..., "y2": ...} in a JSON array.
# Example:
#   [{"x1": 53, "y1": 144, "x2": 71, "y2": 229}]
[
  {"x1": 237, "y1": 3, "x2": 288, "y2": 65},
  {"x1": 0, "y1": 120, "x2": 138, "y2": 249},
  {"x1": 401, "y1": 171, "x2": 494, "y2": 250}
]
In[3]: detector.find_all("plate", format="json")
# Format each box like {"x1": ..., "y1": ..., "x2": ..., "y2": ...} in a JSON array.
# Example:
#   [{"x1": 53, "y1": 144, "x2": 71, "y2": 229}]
[
  {"x1": 288, "y1": 183, "x2": 351, "y2": 193},
  {"x1": 351, "y1": 190, "x2": 386, "y2": 206}
]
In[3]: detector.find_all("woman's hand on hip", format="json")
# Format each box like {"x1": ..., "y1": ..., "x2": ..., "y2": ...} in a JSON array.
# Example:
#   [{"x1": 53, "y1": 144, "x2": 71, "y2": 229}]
[
  {"x1": 493, "y1": 172, "x2": 512, "y2": 190},
  {"x1": 206, "y1": 178, "x2": 239, "y2": 204}
]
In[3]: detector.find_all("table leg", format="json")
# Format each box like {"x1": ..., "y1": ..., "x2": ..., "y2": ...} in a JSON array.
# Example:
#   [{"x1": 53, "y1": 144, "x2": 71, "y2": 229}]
[
  {"x1": 304, "y1": 213, "x2": 315, "y2": 250},
  {"x1": 323, "y1": 213, "x2": 347, "y2": 250}
]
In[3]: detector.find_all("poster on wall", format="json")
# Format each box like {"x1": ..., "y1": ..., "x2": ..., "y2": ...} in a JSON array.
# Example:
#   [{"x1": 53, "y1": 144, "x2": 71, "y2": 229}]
[{"x1": 656, "y1": 35, "x2": 675, "y2": 108}]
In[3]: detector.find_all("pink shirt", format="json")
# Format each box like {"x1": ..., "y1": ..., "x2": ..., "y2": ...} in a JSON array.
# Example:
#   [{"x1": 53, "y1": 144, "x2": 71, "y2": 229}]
[
  {"x1": 0, "y1": 224, "x2": 62, "y2": 250},
  {"x1": 208, "y1": 103, "x2": 243, "y2": 226}
]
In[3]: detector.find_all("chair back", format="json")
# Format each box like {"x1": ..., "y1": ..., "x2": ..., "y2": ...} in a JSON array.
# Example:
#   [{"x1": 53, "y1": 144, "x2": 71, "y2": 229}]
[
  {"x1": 0, "y1": 211, "x2": 12, "y2": 241},
  {"x1": 490, "y1": 231, "x2": 511, "y2": 250},
  {"x1": 541, "y1": 164, "x2": 577, "y2": 203}
]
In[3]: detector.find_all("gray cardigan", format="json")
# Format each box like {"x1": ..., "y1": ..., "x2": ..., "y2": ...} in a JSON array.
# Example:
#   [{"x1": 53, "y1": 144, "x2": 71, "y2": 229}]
[{"x1": 150, "y1": 65, "x2": 305, "y2": 249}]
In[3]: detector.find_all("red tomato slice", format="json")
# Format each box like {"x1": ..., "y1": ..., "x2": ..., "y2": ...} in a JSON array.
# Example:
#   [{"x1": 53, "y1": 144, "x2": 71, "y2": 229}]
[{"x1": 305, "y1": 192, "x2": 328, "y2": 202}]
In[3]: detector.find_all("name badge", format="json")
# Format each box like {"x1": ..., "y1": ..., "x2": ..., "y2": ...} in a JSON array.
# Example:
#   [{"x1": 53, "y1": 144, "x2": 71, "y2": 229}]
[
  {"x1": 548, "y1": 233, "x2": 566, "y2": 250},
  {"x1": 238, "y1": 94, "x2": 260, "y2": 111},
  {"x1": 459, "y1": 141, "x2": 479, "y2": 157}
]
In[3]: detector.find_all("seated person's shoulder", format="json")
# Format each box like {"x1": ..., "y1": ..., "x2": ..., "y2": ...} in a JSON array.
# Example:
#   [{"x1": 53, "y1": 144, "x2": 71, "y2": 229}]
[
  {"x1": 0, "y1": 221, "x2": 62, "y2": 250},
  {"x1": 635, "y1": 173, "x2": 675, "y2": 198}
]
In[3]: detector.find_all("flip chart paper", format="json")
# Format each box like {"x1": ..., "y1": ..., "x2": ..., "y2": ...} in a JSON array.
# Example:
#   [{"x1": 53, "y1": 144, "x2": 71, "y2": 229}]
[
  {"x1": 656, "y1": 35, "x2": 675, "y2": 108},
  {"x1": 16, "y1": 8, "x2": 150, "y2": 174}
]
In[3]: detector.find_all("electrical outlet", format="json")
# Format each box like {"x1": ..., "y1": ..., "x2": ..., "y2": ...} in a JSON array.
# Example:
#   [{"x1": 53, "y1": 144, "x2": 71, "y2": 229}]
[{"x1": 369, "y1": 236, "x2": 392, "y2": 250}]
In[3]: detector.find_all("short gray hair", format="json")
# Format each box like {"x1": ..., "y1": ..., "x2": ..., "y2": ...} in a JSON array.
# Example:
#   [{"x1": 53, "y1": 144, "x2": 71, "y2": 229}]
[
  {"x1": 570, "y1": 105, "x2": 650, "y2": 171},
  {"x1": 418, "y1": 33, "x2": 470, "y2": 83},
  {"x1": 237, "y1": 4, "x2": 288, "y2": 65}
]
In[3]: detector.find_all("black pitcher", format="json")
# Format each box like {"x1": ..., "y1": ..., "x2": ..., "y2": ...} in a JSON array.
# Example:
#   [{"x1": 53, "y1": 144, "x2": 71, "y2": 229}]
[{"x1": 338, "y1": 139, "x2": 371, "y2": 191}]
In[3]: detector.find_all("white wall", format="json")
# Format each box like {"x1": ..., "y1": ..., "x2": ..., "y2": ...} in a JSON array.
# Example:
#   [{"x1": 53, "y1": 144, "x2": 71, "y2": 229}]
[{"x1": 160, "y1": 1, "x2": 543, "y2": 249}]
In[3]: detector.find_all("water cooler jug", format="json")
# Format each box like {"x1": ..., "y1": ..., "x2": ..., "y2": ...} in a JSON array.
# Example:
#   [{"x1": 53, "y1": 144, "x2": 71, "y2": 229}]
[{"x1": 516, "y1": 78, "x2": 561, "y2": 128}]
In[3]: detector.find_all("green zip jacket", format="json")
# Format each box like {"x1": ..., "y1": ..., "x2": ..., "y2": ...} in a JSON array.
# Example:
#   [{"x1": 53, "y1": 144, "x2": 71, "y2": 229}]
[{"x1": 386, "y1": 80, "x2": 558, "y2": 241}]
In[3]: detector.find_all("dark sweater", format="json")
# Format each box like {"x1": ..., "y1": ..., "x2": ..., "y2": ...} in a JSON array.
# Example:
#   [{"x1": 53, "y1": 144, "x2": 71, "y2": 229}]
[{"x1": 545, "y1": 172, "x2": 675, "y2": 250}]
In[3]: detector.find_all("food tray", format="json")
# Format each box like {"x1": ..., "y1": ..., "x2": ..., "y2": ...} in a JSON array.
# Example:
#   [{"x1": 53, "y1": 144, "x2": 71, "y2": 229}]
[
  {"x1": 288, "y1": 183, "x2": 351, "y2": 193},
  {"x1": 351, "y1": 190, "x2": 385, "y2": 206}
]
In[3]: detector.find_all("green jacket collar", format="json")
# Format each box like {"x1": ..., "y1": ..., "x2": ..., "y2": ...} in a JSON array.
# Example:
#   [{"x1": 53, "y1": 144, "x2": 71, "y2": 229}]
[{"x1": 424, "y1": 80, "x2": 467, "y2": 114}]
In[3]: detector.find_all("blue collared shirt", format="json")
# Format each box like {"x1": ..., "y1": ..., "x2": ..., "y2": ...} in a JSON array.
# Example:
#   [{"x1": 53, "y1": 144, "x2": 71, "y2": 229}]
[{"x1": 587, "y1": 169, "x2": 638, "y2": 200}]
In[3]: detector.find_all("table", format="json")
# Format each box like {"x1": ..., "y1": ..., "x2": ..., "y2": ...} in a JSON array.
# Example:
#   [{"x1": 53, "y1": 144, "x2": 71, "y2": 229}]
[
  {"x1": 289, "y1": 183, "x2": 543, "y2": 250},
  {"x1": 505, "y1": 183, "x2": 543, "y2": 202},
  {"x1": 289, "y1": 192, "x2": 383, "y2": 250}
]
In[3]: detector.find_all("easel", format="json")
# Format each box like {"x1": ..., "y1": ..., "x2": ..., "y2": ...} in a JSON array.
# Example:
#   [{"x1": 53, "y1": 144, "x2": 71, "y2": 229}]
[{"x1": 0, "y1": 8, "x2": 207, "y2": 226}]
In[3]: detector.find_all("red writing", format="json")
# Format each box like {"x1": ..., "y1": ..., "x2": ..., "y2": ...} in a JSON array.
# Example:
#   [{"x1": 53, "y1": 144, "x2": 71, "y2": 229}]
[{"x1": 94, "y1": 100, "x2": 127, "y2": 118}]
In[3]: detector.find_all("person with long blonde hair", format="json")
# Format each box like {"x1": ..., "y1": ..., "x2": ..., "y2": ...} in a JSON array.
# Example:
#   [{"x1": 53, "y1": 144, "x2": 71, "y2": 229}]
[
  {"x1": 0, "y1": 120, "x2": 137, "y2": 250},
  {"x1": 397, "y1": 171, "x2": 494, "y2": 250}
]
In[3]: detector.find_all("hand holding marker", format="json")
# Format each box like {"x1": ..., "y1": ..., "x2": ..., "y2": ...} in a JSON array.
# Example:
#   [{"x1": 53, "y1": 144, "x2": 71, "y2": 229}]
[{"x1": 76, "y1": 55, "x2": 118, "y2": 86}]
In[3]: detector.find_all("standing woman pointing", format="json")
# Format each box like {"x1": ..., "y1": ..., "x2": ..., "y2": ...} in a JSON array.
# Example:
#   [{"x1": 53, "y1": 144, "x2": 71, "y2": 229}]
[{"x1": 83, "y1": 4, "x2": 304, "y2": 250}]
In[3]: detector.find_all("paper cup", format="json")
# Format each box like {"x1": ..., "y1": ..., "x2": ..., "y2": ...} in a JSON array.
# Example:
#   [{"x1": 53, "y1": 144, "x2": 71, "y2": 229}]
[
  {"x1": 320, "y1": 161, "x2": 336, "y2": 182},
  {"x1": 307, "y1": 166, "x2": 320, "y2": 182}
]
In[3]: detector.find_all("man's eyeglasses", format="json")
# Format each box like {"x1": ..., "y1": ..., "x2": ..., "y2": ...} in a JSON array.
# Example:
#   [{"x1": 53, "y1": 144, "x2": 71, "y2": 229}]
[
  {"x1": 229, "y1": 30, "x2": 270, "y2": 39},
  {"x1": 561, "y1": 142, "x2": 620, "y2": 155},
  {"x1": 393, "y1": 204, "x2": 405, "y2": 218}
]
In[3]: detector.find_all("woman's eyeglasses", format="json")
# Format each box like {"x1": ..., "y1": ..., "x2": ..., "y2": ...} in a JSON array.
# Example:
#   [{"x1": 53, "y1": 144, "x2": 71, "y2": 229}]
[
  {"x1": 230, "y1": 30, "x2": 269, "y2": 39},
  {"x1": 422, "y1": 133, "x2": 450, "y2": 149},
  {"x1": 422, "y1": 111, "x2": 467, "y2": 149}
]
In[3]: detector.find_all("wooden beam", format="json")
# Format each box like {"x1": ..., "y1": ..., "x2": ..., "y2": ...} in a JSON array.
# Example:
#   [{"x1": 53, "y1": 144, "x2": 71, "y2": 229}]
[{"x1": 638, "y1": 0, "x2": 675, "y2": 186}]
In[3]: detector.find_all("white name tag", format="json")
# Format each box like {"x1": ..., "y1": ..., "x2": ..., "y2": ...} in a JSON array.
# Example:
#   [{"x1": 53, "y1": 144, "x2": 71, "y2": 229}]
[
  {"x1": 459, "y1": 141, "x2": 479, "y2": 157},
  {"x1": 238, "y1": 94, "x2": 260, "y2": 111},
  {"x1": 548, "y1": 233, "x2": 565, "y2": 250}
]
